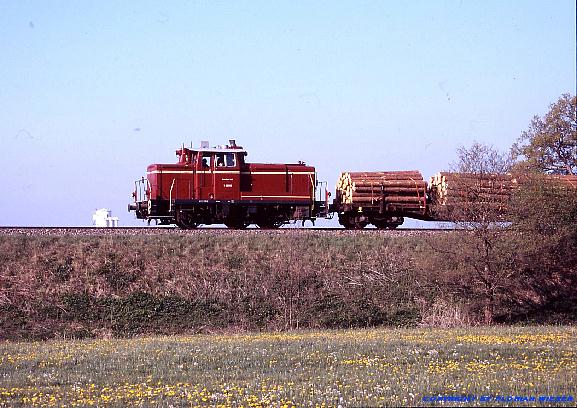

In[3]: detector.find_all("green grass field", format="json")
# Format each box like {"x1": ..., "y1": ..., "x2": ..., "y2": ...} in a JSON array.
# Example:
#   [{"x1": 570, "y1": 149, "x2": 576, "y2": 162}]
[{"x1": 1, "y1": 326, "x2": 575, "y2": 407}]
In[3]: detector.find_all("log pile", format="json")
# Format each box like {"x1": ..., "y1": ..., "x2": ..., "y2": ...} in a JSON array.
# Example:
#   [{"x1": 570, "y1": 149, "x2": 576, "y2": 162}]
[
  {"x1": 516, "y1": 173, "x2": 577, "y2": 189},
  {"x1": 428, "y1": 172, "x2": 516, "y2": 207},
  {"x1": 429, "y1": 172, "x2": 577, "y2": 208},
  {"x1": 336, "y1": 170, "x2": 427, "y2": 211}
]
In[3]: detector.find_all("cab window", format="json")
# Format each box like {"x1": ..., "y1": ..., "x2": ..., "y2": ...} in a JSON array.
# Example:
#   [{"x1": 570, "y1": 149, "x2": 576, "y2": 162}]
[
  {"x1": 215, "y1": 153, "x2": 236, "y2": 167},
  {"x1": 198, "y1": 153, "x2": 210, "y2": 169},
  {"x1": 225, "y1": 153, "x2": 236, "y2": 167}
]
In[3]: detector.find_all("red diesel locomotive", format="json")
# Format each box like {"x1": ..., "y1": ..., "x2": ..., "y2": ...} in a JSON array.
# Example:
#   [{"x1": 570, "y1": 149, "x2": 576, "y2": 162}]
[{"x1": 129, "y1": 140, "x2": 330, "y2": 228}]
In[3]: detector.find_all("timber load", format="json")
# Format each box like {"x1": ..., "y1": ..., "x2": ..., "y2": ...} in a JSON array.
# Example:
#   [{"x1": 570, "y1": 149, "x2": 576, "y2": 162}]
[
  {"x1": 515, "y1": 173, "x2": 577, "y2": 189},
  {"x1": 336, "y1": 170, "x2": 427, "y2": 213},
  {"x1": 428, "y1": 172, "x2": 516, "y2": 207},
  {"x1": 428, "y1": 172, "x2": 577, "y2": 215}
]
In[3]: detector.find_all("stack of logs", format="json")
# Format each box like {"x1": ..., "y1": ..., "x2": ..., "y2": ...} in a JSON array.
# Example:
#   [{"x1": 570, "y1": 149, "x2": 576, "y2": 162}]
[
  {"x1": 534, "y1": 174, "x2": 577, "y2": 188},
  {"x1": 428, "y1": 172, "x2": 515, "y2": 207},
  {"x1": 336, "y1": 170, "x2": 427, "y2": 211},
  {"x1": 429, "y1": 172, "x2": 577, "y2": 209}
]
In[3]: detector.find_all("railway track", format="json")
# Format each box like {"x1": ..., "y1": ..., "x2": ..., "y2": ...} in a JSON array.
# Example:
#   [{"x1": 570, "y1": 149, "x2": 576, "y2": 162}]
[{"x1": 0, "y1": 226, "x2": 457, "y2": 236}]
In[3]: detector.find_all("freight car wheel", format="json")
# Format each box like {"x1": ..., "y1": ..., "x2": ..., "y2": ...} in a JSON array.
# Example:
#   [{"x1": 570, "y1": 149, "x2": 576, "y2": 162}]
[
  {"x1": 339, "y1": 213, "x2": 368, "y2": 229},
  {"x1": 388, "y1": 216, "x2": 404, "y2": 229},
  {"x1": 175, "y1": 220, "x2": 198, "y2": 229},
  {"x1": 373, "y1": 216, "x2": 404, "y2": 230},
  {"x1": 373, "y1": 221, "x2": 398, "y2": 230},
  {"x1": 353, "y1": 218, "x2": 369, "y2": 229},
  {"x1": 338, "y1": 213, "x2": 354, "y2": 229},
  {"x1": 381, "y1": 224, "x2": 399, "y2": 230}
]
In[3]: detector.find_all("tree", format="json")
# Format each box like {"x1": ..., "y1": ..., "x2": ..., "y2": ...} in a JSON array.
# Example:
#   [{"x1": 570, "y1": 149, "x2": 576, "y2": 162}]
[
  {"x1": 512, "y1": 93, "x2": 577, "y2": 175},
  {"x1": 507, "y1": 178, "x2": 577, "y2": 321},
  {"x1": 448, "y1": 142, "x2": 513, "y2": 225},
  {"x1": 453, "y1": 142, "x2": 512, "y2": 175},
  {"x1": 427, "y1": 143, "x2": 518, "y2": 324},
  {"x1": 507, "y1": 94, "x2": 577, "y2": 319}
]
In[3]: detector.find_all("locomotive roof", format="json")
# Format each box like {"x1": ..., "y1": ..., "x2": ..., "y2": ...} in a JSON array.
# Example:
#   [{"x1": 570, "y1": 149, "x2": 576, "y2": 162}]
[{"x1": 191, "y1": 147, "x2": 247, "y2": 154}]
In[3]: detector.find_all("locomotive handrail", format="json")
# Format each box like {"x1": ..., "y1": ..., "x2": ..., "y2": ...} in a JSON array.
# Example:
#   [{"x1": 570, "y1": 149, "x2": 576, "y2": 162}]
[
  {"x1": 134, "y1": 178, "x2": 150, "y2": 203},
  {"x1": 309, "y1": 174, "x2": 315, "y2": 201},
  {"x1": 169, "y1": 179, "x2": 176, "y2": 213}
]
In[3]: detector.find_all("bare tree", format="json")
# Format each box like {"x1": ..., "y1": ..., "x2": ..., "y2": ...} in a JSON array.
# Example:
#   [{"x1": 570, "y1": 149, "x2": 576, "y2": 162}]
[
  {"x1": 433, "y1": 143, "x2": 517, "y2": 324},
  {"x1": 453, "y1": 142, "x2": 512, "y2": 175}
]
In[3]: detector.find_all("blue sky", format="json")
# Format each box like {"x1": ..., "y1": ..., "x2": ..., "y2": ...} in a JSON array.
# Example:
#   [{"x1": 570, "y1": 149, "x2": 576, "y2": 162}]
[{"x1": 1, "y1": 1, "x2": 575, "y2": 226}]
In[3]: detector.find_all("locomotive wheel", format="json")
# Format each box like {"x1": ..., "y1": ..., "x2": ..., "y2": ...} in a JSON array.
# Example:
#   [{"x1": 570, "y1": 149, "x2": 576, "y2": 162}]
[
  {"x1": 256, "y1": 221, "x2": 284, "y2": 229},
  {"x1": 175, "y1": 220, "x2": 198, "y2": 229},
  {"x1": 175, "y1": 211, "x2": 199, "y2": 229},
  {"x1": 175, "y1": 219, "x2": 198, "y2": 229},
  {"x1": 224, "y1": 220, "x2": 249, "y2": 229}
]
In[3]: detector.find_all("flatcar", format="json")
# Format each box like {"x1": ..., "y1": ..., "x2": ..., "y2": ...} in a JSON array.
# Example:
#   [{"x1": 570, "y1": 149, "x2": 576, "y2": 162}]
[{"x1": 128, "y1": 140, "x2": 330, "y2": 229}]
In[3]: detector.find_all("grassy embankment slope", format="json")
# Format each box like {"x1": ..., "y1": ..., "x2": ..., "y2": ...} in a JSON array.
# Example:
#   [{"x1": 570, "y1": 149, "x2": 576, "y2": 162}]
[
  {"x1": 1, "y1": 231, "x2": 428, "y2": 340},
  {"x1": 2, "y1": 230, "x2": 575, "y2": 340}
]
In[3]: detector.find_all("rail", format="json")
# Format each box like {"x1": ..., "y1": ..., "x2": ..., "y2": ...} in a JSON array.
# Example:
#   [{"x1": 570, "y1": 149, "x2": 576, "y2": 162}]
[{"x1": 0, "y1": 226, "x2": 459, "y2": 234}]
